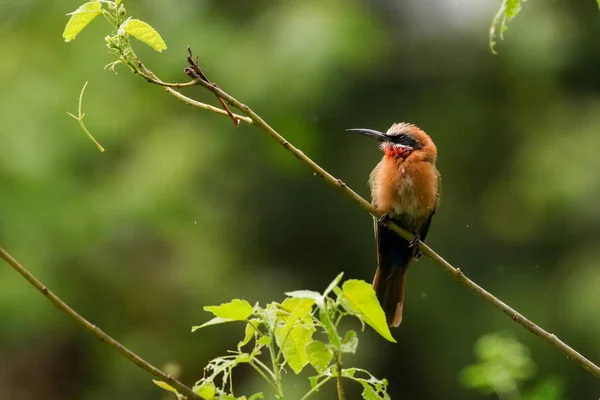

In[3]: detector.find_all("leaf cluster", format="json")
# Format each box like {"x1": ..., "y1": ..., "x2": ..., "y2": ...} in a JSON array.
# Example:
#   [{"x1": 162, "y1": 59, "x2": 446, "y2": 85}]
[{"x1": 156, "y1": 273, "x2": 393, "y2": 400}]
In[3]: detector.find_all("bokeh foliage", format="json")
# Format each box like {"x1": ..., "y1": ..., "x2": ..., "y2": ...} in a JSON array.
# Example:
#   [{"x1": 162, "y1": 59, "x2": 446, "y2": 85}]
[{"x1": 1, "y1": 0, "x2": 600, "y2": 398}]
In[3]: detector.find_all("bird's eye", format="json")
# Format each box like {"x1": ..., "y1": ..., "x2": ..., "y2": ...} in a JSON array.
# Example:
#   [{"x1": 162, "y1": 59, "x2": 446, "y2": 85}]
[{"x1": 393, "y1": 134, "x2": 420, "y2": 149}]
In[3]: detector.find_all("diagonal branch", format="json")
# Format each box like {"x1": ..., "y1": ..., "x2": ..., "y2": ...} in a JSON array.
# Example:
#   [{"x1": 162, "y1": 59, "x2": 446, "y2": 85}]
[
  {"x1": 0, "y1": 246, "x2": 202, "y2": 399},
  {"x1": 143, "y1": 48, "x2": 600, "y2": 379}
]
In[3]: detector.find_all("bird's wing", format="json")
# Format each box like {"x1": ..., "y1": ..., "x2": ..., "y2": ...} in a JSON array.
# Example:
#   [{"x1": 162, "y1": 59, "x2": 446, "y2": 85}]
[{"x1": 417, "y1": 170, "x2": 441, "y2": 249}]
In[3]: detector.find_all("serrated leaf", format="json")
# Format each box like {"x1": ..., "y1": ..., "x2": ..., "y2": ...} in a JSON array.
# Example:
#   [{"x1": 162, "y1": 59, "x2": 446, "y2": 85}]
[
  {"x1": 341, "y1": 330, "x2": 358, "y2": 354},
  {"x1": 63, "y1": 1, "x2": 103, "y2": 42},
  {"x1": 279, "y1": 298, "x2": 315, "y2": 332},
  {"x1": 238, "y1": 318, "x2": 261, "y2": 349},
  {"x1": 204, "y1": 299, "x2": 254, "y2": 320},
  {"x1": 306, "y1": 340, "x2": 333, "y2": 374},
  {"x1": 277, "y1": 322, "x2": 315, "y2": 373},
  {"x1": 194, "y1": 382, "x2": 216, "y2": 399},
  {"x1": 341, "y1": 280, "x2": 396, "y2": 343},
  {"x1": 152, "y1": 380, "x2": 178, "y2": 394},
  {"x1": 275, "y1": 299, "x2": 316, "y2": 374},
  {"x1": 119, "y1": 18, "x2": 167, "y2": 52}
]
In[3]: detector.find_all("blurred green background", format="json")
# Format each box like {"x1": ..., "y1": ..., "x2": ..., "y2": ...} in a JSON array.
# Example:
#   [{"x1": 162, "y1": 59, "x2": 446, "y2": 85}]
[{"x1": 1, "y1": 0, "x2": 600, "y2": 399}]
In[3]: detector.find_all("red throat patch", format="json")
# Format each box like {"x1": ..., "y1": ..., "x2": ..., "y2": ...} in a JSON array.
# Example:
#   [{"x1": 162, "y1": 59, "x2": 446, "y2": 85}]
[{"x1": 383, "y1": 144, "x2": 413, "y2": 159}]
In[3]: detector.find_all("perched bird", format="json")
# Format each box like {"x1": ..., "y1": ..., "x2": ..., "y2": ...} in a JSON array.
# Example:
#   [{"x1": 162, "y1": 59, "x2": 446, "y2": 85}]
[{"x1": 348, "y1": 123, "x2": 441, "y2": 327}]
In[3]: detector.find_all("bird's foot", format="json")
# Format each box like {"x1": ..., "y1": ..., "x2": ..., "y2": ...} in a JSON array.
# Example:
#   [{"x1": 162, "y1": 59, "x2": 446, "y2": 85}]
[
  {"x1": 409, "y1": 234, "x2": 423, "y2": 260},
  {"x1": 377, "y1": 214, "x2": 391, "y2": 227},
  {"x1": 408, "y1": 234, "x2": 421, "y2": 248}
]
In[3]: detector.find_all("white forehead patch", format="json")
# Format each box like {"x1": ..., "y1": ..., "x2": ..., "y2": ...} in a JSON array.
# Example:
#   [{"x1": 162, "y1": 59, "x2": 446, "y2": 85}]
[{"x1": 386, "y1": 122, "x2": 420, "y2": 137}]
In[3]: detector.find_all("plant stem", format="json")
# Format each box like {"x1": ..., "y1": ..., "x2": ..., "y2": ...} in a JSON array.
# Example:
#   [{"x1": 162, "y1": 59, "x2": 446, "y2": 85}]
[
  {"x1": 249, "y1": 361, "x2": 280, "y2": 394},
  {"x1": 268, "y1": 330, "x2": 285, "y2": 399},
  {"x1": 0, "y1": 246, "x2": 201, "y2": 399},
  {"x1": 300, "y1": 376, "x2": 334, "y2": 400}
]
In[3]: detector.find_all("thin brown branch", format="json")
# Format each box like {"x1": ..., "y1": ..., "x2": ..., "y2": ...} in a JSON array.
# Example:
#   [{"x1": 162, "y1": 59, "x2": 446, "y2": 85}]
[
  {"x1": 181, "y1": 50, "x2": 600, "y2": 379},
  {"x1": 142, "y1": 68, "x2": 250, "y2": 125},
  {"x1": 0, "y1": 246, "x2": 202, "y2": 399}
]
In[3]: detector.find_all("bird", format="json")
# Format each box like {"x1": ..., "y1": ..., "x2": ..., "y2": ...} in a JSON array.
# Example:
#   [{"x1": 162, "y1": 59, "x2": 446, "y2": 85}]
[{"x1": 347, "y1": 122, "x2": 440, "y2": 327}]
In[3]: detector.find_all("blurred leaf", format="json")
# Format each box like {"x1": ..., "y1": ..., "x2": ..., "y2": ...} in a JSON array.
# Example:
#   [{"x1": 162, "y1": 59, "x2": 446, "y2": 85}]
[
  {"x1": 459, "y1": 331, "x2": 536, "y2": 395},
  {"x1": 306, "y1": 340, "x2": 333, "y2": 373},
  {"x1": 248, "y1": 394, "x2": 264, "y2": 400},
  {"x1": 489, "y1": 0, "x2": 522, "y2": 54},
  {"x1": 63, "y1": 1, "x2": 103, "y2": 42},
  {"x1": 119, "y1": 18, "x2": 167, "y2": 52},
  {"x1": 194, "y1": 382, "x2": 216, "y2": 400},
  {"x1": 341, "y1": 330, "x2": 358, "y2": 354},
  {"x1": 204, "y1": 299, "x2": 254, "y2": 320},
  {"x1": 340, "y1": 280, "x2": 396, "y2": 343},
  {"x1": 523, "y1": 377, "x2": 564, "y2": 400},
  {"x1": 152, "y1": 380, "x2": 179, "y2": 394}
]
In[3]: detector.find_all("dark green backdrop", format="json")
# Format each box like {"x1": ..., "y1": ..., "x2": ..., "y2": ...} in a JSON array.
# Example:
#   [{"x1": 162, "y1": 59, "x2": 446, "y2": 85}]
[{"x1": 1, "y1": 0, "x2": 599, "y2": 398}]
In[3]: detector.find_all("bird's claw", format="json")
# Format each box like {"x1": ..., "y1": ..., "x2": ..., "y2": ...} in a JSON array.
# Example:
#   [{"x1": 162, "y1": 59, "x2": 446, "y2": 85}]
[
  {"x1": 408, "y1": 234, "x2": 420, "y2": 248},
  {"x1": 377, "y1": 214, "x2": 390, "y2": 227}
]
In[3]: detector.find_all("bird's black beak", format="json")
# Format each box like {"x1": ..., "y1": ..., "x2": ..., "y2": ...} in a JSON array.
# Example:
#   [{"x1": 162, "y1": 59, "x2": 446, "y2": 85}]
[{"x1": 346, "y1": 128, "x2": 392, "y2": 142}]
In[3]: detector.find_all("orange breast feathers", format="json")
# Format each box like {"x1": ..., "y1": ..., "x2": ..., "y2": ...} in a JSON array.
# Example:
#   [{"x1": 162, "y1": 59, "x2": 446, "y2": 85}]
[{"x1": 369, "y1": 155, "x2": 439, "y2": 217}]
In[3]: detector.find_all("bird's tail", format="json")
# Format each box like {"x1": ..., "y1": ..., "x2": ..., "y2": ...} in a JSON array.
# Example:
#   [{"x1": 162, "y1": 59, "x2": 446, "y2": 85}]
[{"x1": 373, "y1": 224, "x2": 414, "y2": 327}]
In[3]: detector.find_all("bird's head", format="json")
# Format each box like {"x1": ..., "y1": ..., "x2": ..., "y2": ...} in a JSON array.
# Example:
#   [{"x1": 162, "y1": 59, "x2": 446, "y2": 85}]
[{"x1": 347, "y1": 122, "x2": 435, "y2": 161}]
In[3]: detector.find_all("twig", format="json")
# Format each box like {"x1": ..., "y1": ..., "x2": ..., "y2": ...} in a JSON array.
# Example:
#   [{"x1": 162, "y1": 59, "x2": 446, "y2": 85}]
[
  {"x1": 184, "y1": 46, "x2": 239, "y2": 127},
  {"x1": 66, "y1": 81, "x2": 105, "y2": 152},
  {"x1": 0, "y1": 246, "x2": 202, "y2": 399},
  {"x1": 141, "y1": 69, "x2": 252, "y2": 125},
  {"x1": 173, "y1": 47, "x2": 600, "y2": 379}
]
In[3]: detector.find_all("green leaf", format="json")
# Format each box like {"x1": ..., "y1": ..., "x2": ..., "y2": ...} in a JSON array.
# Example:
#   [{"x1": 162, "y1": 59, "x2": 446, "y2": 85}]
[
  {"x1": 257, "y1": 335, "x2": 271, "y2": 346},
  {"x1": 248, "y1": 393, "x2": 264, "y2": 400},
  {"x1": 191, "y1": 317, "x2": 237, "y2": 331},
  {"x1": 523, "y1": 377, "x2": 564, "y2": 400},
  {"x1": 306, "y1": 340, "x2": 333, "y2": 373},
  {"x1": 238, "y1": 318, "x2": 261, "y2": 349},
  {"x1": 63, "y1": 1, "x2": 103, "y2": 42},
  {"x1": 194, "y1": 382, "x2": 216, "y2": 400},
  {"x1": 119, "y1": 18, "x2": 167, "y2": 52},
  {"x1": 342, "y1": 368, "x2": 390, "y2": 400},
  {"x1": 285, "y1": 290, "x2": 322, "y2": 300},
  {"x1": 274, "y1": 298, "x2": 316, "y2": 373},
  {"x1": 459, "y1": 331, "x2": 536, "y2": 394},
  {"x1": 489, "y1": 0, "x2": 522, "y2": 54},
  {"x1": 323, "y1": 272, "x2": 344, "y2": 297},
  {"x1": 340, "y1": 280, "x2": 396, "y2": 343},
  {"x1": 341, "y1": 330, "x2": 358, "y2": 354},
  {"x1": 279, "y1": 298, "x2": 315, "y2": 332},
  {"x1": 204, "y1": 299, "x2": 254, "y2": 320},
  {"x1": 309, "y1": 375, "x2": 321, "y2": 389},
  {"x1": 152, "y1": 380, "x2": 179, "y2": 394}
]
